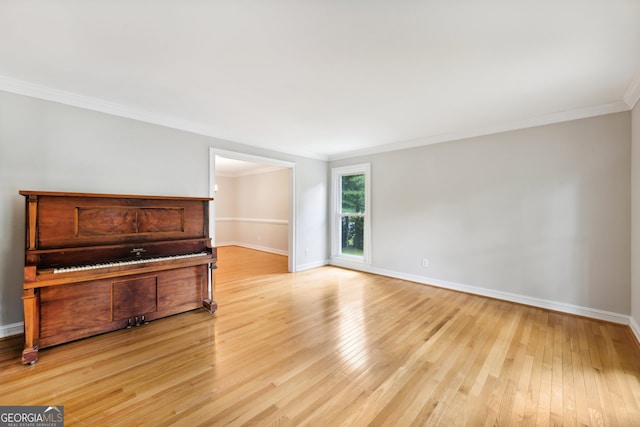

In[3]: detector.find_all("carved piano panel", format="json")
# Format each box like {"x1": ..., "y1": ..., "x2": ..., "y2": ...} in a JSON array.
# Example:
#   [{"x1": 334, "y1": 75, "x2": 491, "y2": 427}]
[
  {"x1": 19, "y1": 191, "x2": 217, "y2": 364},
  {"x1": 33, "y1": 194, "x2": 208, "y2": 249},
  {"x1": 112, "y1": 276, "x2": 158, "y2": 321},
  {"x1": 157, "y1": 266, "x2": 207, "y2": 312},
  {"x1": 40, "y1": 280, "x2": 113, "y2": 345}
]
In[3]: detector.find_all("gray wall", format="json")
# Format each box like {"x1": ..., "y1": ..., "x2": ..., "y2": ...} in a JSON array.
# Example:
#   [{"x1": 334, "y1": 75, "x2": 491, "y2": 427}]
[
  {"x1": 632, "y1": 101, "x2": 640, "y2": 332},
  {"x1": 0, "y1": 91, "x2": 328, "y2": 330},
  {"x1": 332, "y1": 112, "x2": 631, "y2": 316}
]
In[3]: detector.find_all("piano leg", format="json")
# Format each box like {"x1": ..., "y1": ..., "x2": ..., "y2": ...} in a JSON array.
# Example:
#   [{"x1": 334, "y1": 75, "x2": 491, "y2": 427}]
[
  {"x1": 22, "y1": 288, "x2": 40, "y2": 365},
  {"x1": 202, "y1": 262, "x2": 218, "y2": 314},
  {"x1": 203, "y1": 300, "x2": 218, "y2": 313}
]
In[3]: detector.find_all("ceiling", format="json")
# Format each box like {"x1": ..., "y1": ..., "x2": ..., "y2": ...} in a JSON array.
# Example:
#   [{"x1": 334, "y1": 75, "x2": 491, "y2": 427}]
[
  {"x1": 215, "y1": 156, "x2": 285, "y2": 176},
  {"x1": 1, "y1": 1, "x2": 639, "y2": 160}
]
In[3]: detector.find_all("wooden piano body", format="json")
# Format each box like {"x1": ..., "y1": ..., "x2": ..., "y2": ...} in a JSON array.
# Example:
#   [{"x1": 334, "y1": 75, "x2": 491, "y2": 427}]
[{"x1": 20, "y1": 190, "x2": 217, "y2": 364}]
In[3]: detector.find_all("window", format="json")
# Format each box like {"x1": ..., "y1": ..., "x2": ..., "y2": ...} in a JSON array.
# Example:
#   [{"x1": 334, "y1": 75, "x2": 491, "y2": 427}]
[{"x1": 331, "y1": 163, "x2": 371, "y2": 264}]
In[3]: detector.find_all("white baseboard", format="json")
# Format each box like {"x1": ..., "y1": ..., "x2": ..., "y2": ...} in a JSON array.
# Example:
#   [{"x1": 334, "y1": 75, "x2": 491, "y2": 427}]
[
  {"x1": 219, "y1": 242, "x2": 330, "y2": 271},
  {"x1": 0, "y1": 322, "x2": 23, "y2": 338},
  {"x1": 330, "y1": 260, "x2": 631, "y2": 325},
  {"x1": 216, "y1": 217, "x2": 288, "y2": 225},
  {"x1": 296, "y1": 259, "x2": 329, "y2": 272},
  {"x1": 217, "y1": 241, "x2": 288, "y2": 257},
  {"x1": 5, "y1": 263, "x2": 633, "y2": 340},
  {"x1": 630, "y1": 317, "x2": 640, "y2": 345}
]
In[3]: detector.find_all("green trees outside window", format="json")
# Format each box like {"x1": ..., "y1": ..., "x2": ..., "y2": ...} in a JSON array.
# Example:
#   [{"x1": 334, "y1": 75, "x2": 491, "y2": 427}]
[
  {"x1": 340, "y1": 174, "x2": 365, "y2": 256},
  {"x1": 332, "y1": 163, "x2": 370, "y2": 264}
]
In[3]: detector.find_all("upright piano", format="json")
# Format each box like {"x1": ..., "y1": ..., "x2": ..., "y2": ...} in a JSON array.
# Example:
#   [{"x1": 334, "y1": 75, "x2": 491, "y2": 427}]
[{"x1": 19, "y1": 190, "x2": 217, "y2": 364}]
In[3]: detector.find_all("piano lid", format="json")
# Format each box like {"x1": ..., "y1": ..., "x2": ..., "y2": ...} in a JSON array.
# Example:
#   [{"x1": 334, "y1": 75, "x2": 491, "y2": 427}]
[{"x1": 19, "y1": 190, "x2": 213, "y2": 201}]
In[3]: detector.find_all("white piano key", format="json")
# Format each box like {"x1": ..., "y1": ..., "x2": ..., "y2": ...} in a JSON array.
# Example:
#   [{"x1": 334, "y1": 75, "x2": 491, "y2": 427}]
[{"x1": 53, "y1": 252, "x2": 208, "y2": 274}]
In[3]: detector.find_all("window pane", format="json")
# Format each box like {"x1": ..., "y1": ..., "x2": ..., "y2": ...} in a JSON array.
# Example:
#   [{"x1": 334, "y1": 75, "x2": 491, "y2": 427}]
[
  {"x1": 341, "y1": 216, "x2": 364, "y2": 256},
  {"x1": 341, "y1": 174, "x2": 365, "y2": 214}
]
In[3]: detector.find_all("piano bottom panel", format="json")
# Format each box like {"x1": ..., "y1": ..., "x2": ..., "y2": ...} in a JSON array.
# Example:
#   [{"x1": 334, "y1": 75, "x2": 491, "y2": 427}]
[{"x1": 38, "y1": 265, "x2": 208, "y2": 349}]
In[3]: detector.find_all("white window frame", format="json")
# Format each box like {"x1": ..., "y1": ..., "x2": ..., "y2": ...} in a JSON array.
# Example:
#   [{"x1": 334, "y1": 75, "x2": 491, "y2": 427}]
[{"x1": 331, "y1": 163, "x2": 371, "y2": 265}]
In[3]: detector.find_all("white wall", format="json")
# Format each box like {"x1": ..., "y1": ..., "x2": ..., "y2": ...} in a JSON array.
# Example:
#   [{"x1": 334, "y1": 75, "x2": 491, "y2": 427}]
[
  {"x1": 213, "y1": 175, "x2": 237, "y2": 244},
  {"x1": 332, "y1": 112, "x2": 632, "y2": 319},
  {"x1": 632, "y1": 101, "x2": 640, "y2": 337},
  {"x1": 0, "y1": 91, "x2": 328, "y2": 333},
  {"x1": 215, "y1": 169, "x2": 290, "y2": 255}
]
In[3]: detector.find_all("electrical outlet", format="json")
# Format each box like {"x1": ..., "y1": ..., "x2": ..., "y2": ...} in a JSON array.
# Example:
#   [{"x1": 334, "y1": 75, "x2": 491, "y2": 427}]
[
  {"x1": 422, "y1": 258, "x2": 429, "y2": 268},
  {"x1": 305, "y1": 248, "x2": 310, "y2": 256}
]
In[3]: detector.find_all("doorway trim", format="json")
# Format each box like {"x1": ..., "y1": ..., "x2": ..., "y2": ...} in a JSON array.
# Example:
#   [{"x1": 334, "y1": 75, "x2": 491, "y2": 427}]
[{"x1": 209, "y1": 148, "x2": 296, "y2": 272}]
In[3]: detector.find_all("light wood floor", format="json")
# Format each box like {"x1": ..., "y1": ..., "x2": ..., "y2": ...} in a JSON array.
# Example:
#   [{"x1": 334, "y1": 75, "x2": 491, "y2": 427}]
[{"x1": 2, "y1": 246, "x2": 640, "y2": 426}]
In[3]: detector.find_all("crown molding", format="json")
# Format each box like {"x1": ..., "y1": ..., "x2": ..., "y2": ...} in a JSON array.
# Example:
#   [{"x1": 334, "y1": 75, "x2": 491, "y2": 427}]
[
  {"x1": 624, "y1": 74, "x2": 640, "y2": 109},
  {"x1": 216, "y1": 165, "x2": 285, "y2": 178},
  {"x1": 1, "y1": 75, "x2": 633, "y2": 164},
  {"x1": 0, "y1": 75, "x2": 328, "y2": 161},
  {"x1": 328, "y1": 101, "x2": 630, "y2": 161}
]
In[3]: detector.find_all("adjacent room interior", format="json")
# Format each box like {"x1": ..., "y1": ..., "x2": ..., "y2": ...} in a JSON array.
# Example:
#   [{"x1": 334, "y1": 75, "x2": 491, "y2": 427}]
[
  {"x1": 213, "y1": 156, "x2": 290, "y2": 257},
  {"x1": 212, "y1": 153, "x2": 294, "y2": 271}
]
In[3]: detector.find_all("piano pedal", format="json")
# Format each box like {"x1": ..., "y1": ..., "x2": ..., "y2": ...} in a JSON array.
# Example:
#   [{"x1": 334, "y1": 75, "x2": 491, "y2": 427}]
[{"x1": 126, "y1": 316, "x2": 148, "y2": 327}]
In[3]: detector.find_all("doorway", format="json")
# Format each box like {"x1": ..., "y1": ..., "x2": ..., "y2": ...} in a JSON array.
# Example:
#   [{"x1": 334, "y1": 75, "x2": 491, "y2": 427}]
[{"x1": 209, "y1": 148, "x2": 296, "y2": 272}]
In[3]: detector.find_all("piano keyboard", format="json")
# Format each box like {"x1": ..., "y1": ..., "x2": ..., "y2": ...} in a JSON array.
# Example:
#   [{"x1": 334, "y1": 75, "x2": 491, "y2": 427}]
[{"x1": 53, "y1": 252, "x2": 209, "y2": 274}]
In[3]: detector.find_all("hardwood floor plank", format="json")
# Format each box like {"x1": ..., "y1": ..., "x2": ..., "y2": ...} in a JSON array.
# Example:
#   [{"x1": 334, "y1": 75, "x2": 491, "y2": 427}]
[
  {"x1": 550, "y1": 315, "x2": 566, "y2": 425},
  {"x1": 1, "y1": 246, "x2": 639, "y2": 426},
  {"x1": 568, "y1": 317, "x2": 591, "y2": 427}
]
